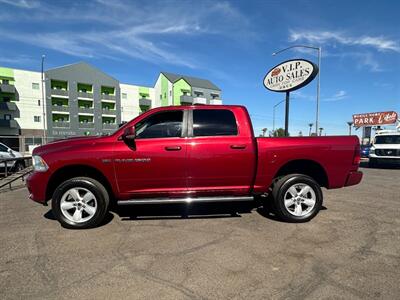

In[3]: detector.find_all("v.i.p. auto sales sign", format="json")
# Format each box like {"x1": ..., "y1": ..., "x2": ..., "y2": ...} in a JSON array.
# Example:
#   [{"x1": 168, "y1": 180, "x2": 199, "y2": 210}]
[{"x1": 263, "y1": 59, "x2": 319, "y2": 92}]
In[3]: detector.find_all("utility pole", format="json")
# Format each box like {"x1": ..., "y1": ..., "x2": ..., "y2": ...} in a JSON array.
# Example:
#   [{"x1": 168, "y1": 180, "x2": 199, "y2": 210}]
[
  {"x1": 347, "y1": 121, "x2": 353, "y2": 135},
  {"x1": 308, "y1": 123, "x2": 313, "y2": 136},
  {"x1": 41, "y1": 55, "x2": 46, "y2": 143}
]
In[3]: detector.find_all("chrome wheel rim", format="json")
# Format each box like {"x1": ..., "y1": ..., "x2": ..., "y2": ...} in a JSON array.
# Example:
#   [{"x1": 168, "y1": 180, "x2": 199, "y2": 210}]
[
  {"x1": 284, "y1": 183, "x2": 316, "y2": 217},
  {"x1": 60, "y1": 187, "x2": 97, "y2": 223}
]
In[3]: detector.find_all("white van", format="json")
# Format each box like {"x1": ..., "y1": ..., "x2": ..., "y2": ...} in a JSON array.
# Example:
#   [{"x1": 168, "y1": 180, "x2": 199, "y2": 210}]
[{"x1": 369, "y1": 130, "x2": 400, "y2": 167}]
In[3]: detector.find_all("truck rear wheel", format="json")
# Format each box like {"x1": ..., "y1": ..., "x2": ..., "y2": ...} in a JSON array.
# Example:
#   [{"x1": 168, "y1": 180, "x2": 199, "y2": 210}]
[
  {"x1": 52, "y1": 177, "x2": 109, "y2": 229},
  {"x1": 271, "y1": 174, "x2": 323, "y2": 222}
]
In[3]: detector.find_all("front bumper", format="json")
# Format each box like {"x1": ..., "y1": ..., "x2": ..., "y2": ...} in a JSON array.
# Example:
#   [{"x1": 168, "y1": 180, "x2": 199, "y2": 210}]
[
  {"x1": 344, "y1": 171, "x2": 363, "y2": 187},
  {"x1": 26, "y1": 171, "x2": 49, "y2": 204}
]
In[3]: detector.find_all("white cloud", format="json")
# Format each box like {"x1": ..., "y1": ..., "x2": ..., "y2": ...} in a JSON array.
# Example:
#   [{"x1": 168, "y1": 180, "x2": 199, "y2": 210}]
[
  {"x1": 0, "y1": 0, "x2": 251, "y2": 69},
  {"x1": 0, "y1": 0, "x2": 40, "y2": 9},
  {"x1": 289, "y1": 30, "x2": 400, "y2": 53},
  {"x1": 292, "y1": 90, "x2": 348, "y2": 102}
]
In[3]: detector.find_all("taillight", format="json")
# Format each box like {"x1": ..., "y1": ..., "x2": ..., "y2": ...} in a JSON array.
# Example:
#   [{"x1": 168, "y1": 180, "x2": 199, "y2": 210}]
[{"x1": 353, "y1": 145, "x2": 361, "y2": 165}]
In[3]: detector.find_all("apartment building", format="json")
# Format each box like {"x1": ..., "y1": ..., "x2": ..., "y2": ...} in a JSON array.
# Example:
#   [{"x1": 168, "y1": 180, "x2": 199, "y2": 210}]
[
  {"x1": 0, "y1": 62, "x2": 222, "y2": 152},
  {"x1": 154, "y1": 72, "x2": 222, "y2": 107}
]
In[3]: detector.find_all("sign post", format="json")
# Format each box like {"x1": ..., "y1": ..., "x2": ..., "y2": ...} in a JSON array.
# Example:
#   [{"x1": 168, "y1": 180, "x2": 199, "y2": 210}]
[{"x1": 264, "y1": 59, "x2": 319, "y2": 136}]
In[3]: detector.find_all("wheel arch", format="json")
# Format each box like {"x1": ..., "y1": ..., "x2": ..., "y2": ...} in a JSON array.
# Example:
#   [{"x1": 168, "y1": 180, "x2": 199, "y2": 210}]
[
  {"x1": 46, "y1": 164, "x2": 114, "y2": 202},
  {"x1": 274, "y1": 159, "x2": 329, "y2": 188}
]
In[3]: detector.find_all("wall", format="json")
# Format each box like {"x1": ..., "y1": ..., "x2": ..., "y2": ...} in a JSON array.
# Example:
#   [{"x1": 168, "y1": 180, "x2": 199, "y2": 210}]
[
  {"x1": 13, "y1": 69, "x2": 44, "y2": 131},
  {"x1": 120, "y1": 83, "x2": 140, "y2": 122}
]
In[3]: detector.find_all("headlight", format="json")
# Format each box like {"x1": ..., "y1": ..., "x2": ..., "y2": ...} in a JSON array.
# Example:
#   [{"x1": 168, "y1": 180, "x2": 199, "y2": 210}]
[{"x1": 32, "y1": 155, "x2": 49, "y2": 172}]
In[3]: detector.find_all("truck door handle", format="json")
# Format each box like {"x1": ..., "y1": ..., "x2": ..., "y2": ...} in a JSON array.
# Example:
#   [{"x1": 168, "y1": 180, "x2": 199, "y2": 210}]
[
  {"x1": 230, "y1": 144, "x2": 246, "y2": 149},
  {"x1": 165, "y1": 146, "x2": 181, "y2": 151}
]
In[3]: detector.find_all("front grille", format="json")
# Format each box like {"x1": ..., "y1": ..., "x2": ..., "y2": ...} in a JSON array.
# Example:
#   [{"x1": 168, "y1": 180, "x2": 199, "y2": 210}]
[{"x1": 375, "y1": 149, "x2": 400, "y2": 156}]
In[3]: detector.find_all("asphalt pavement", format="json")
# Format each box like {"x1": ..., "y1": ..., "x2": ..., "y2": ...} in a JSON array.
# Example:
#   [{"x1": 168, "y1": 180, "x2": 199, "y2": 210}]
[{"x1": 0, "y1": 165, "x2": 399, "y2": 299}]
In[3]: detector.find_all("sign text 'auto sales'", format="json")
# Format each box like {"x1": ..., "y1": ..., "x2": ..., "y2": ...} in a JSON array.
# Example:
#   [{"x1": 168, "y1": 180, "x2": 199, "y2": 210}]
[{"x1": 263, "y1": 59, "x2": 319, "y2": 93}]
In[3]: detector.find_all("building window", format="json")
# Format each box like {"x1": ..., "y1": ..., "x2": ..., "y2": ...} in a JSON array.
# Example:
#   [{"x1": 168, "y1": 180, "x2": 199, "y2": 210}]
[
  {"x1": 32, "y1": 83, "x2": 40, "y2": 90},
  {"x1": 34, "y1": 116, "x2": 41, "y2": 122},
  {"x1": 3, "y1": 79, "x2": 9, "y2": 85},
  {"x1": 4, "y1": 114, "x2": 11, "y2": 120},
  {"x1": 122, "y1": 93, "x2": 127, "y2": 99},
  {"x1": 3, "y1": 97, "x2": 10, "y2": 102},
  {"x1": 38, "y1": 99, "x2": 41, "y2": 106}
]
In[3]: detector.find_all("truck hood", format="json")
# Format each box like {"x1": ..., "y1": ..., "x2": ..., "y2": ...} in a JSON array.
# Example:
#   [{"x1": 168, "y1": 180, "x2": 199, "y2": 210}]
[
  {"x1": 372, "y1": 144, "x2": 400, "y2": 149},
  {"x1": 32, "y1": 136, "x2": 108, "y2": 156}
]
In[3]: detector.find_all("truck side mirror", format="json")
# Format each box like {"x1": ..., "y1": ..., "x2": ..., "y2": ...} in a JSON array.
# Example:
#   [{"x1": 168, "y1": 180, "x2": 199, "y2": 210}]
[{"x1": 122, "y1": 126, "x2": 136, "y2": 141}]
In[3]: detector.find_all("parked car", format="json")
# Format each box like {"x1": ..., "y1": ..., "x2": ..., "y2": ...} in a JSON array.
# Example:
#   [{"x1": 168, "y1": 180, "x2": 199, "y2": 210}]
[
  {"x1": 360, "y1": 144, "x2": 371, "y2": 158},
  {"x1": 27, "y1": 105, "x2": 363, "y2": 229},
  {"x1": 0, "y1": 142, "x2": 24, "y2": 172},
  {"x1": 369, "y1": 130, "x2": 400, "y2": 167}
]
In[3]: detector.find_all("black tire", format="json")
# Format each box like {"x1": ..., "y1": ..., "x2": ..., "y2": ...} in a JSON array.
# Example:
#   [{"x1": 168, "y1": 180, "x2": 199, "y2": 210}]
[
  {"x1": 271, "y1": 174, "x2": 323, "y2": 223},
  {"x1": 52, "y1": 177, "x2": 109, "y2": 229},
  {"x1": 13, "y1": 161, "x2": 25, "y2": 172}
]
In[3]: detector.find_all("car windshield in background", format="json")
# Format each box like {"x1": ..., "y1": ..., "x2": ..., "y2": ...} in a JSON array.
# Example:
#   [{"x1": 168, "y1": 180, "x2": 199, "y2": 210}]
[{"x1": 375, "y1": 135, "x2": 400, "y2": 144}]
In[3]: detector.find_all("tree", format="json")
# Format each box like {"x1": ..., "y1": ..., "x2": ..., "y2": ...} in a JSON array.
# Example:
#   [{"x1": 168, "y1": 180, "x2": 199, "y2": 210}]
[{"x1": 273, "y1": 128, "x2": 288, "y2": 137}]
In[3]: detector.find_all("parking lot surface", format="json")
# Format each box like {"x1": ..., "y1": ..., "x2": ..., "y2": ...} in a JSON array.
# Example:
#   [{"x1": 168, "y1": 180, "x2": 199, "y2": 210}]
[{"x1": 0, "y1": 166, "x2": 399, "y2": 299}]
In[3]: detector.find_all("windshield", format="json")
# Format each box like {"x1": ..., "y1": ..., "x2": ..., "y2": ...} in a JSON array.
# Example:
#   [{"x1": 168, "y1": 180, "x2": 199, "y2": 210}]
[{"x1": 374, "y1": 135, "x2": 400, "y2": 144}]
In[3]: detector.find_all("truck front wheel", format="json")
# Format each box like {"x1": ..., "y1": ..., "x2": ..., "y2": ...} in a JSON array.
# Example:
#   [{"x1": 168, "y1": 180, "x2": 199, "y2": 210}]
[
  {"x1": 52, "y1": 177, "x2": 109, "y2": 229},
  {"x1": 271, "y1": 174, "x2": 323, "y2": 222}
]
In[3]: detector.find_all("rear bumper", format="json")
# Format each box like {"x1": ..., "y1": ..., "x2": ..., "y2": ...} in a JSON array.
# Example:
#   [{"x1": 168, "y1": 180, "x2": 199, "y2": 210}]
[
  {"x1": 26, "y1": 171, "x2": 49, "y2": 204},
  {"x1": 344, "y1": 171, "x2": 363, "y2": 187}
]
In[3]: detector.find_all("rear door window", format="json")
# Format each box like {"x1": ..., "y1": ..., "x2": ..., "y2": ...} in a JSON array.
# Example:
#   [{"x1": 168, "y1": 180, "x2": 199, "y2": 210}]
[{"x1": 193, "y1": 109, "x2": 238, "y2": 137}]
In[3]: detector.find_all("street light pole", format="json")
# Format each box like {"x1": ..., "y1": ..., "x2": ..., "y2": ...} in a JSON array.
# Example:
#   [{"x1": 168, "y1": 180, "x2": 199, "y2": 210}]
[
  {"x1": 347, "y1": 121, "x2": 353, "y2": 135},
  {"x1": 273, "y1": 98, "x2": 285, "y2": 133},
  {"x1": 41, "y1": 55, "x2": 46, "y2": 143},
  {"x1": 272, "y1": 44, "x2": 321, "y2": 135}
]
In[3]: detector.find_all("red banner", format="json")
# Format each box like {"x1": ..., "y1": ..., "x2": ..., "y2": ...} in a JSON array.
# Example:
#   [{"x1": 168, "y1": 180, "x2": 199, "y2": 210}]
[{"x1": 353, "y1": 111, "x2": 398, "y2": 127}]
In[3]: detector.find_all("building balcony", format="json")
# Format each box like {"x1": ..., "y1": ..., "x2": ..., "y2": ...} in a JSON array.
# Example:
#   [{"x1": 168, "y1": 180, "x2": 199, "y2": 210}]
[
  {"x1": 51, "y1": 88, "x2": 68, "y2": 97},
  {"x1": 77, "y1": 92, "x2": 93, "y2": 99},
  {"x1": 139, "y1": 98, "x2": 151, "y2": 107},
  {"x1": 193, "y1": 97, "x2": 207, "y2": 104},
  {"x1": 52, "y1": 105, "x2": 69, "y2": 112},
  {"x1": 180, "y1": 95, "x2": 193, "y2": 104},
  {"x1": 102, "y1": 123, "x2": 117, "y2": 130},
  {"x1": 52, "y1": 121, "x2": 70, "y2": 128},
  {"x1": 210, "y1": 99, "x2": 223, "y2": 105},
  {"x1": 79, "y1": 122, "x2": 95, "y2": 129},
  {"x1": 0, "y1": 119, "x2": 18, "y2": 128},
  {"x1": 0, "y1": 83, "x2": 16, "y2": 94},
  {"x1": 102, "y1": 109, "x2": 116, "y2": 115},
  {"x1": 78, "y1": 107, "x2": 94, "y2": 114},
  {"x1": 101, "y1": 94, "x2": 116, "y2": 101},
  {"x1": 0, "y1": 102, "x2": 17, "y2": 111}
]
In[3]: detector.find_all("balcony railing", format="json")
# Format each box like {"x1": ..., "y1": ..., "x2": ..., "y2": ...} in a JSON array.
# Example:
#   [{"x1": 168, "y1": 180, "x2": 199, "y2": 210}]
[
  {"x1": 0, "y1": 119, "x2": 18, "y2": 128},
  {"x1": 77, "y1": 92, "x2": 93, "y2": 99},
  {"x1": 52, "y1": 105, "x2": 69, "y2": 112},
  {"x1": 78, "y1": 107, "x2": 94, "y2": 114},
  {"x1": 51, "y1": 88, "x2": 68, "y2": 97},
  {"x1": 102, "y1": 109, "x2": 116, "y2": 115},
  {"x1": 101, "y1": 94, "x2": 116, "y2": 101},
  {"x1": 139, "y1": 98, "x2": 151, "y2": 107},
  {"x1": 102, "y1": 123, "x2": 117, "y2": 130},
  {"x1": 180, "y1": 95, "x2": 193, "y2": 104},
  {"x1": 0, "y1": 83, "x2": 16, "y2": 94},
  {"x1": 79, "y1": 122, "x2": 95, "y2": 129},
  {"x1": 193, "y1": 97, "x2": 207, "y2": 104},
  {"x1": 52, "y1": 121, "x2": 70, "y2": 128},
  {"x1": 0, "y1": 102, "x2": 17, "y2": 111},
  {"x1": 210, "y1": 99, "x2": 222, "y2": 105}
]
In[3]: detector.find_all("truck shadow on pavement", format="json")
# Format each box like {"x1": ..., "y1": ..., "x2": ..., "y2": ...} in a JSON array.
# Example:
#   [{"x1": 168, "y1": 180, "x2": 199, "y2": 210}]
[{"x1": 43, "y1": 200, "x2": 328, "y2": 227}]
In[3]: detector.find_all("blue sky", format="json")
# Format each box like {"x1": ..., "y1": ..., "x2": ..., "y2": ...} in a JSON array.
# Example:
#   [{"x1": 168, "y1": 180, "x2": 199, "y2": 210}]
[{"x1": 0, "y1": 0, "x2": 399, "y2": 136}]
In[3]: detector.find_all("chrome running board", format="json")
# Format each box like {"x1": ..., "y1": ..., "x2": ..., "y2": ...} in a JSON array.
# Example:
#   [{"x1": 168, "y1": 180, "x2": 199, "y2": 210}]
[{"x1": 117, "y1": 196, "x2": 254, "y2": 205}]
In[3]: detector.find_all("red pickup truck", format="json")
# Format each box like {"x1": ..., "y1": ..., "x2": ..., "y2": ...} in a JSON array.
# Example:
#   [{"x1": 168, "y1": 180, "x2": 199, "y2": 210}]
[{"x1": 27, "y1": 105, "x2": 362, "y2": 229}]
